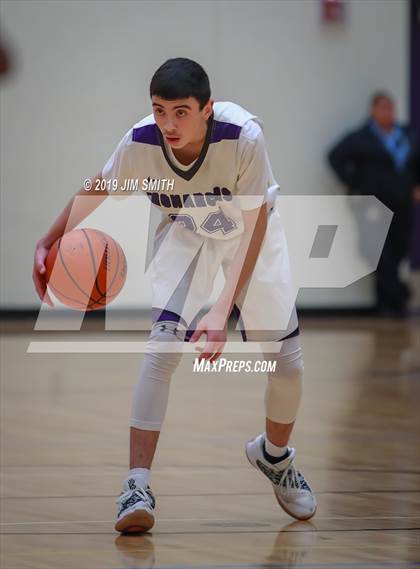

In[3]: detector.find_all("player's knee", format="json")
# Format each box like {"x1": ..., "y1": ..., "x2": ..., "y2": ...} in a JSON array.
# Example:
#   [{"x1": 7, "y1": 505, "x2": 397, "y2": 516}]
[
  {"x1": 264, "y1": 336, "x2": 304, "y2": 424},
  {"x1": 145, "y1": 320, "x2": 185, "y2": 376},
  {"x1": 129, "y1": 321, "x2": 185, "y2": 431}
]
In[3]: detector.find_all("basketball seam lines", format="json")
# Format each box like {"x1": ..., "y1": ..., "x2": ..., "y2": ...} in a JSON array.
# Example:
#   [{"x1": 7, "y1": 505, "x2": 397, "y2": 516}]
[
  {"x1": 47, "y1": 282, "x2": 100, "y2": 309},
  {"x1": 80, "y1": 229, "x2": 108, "y2": 301},
  {"x1": 56, "y1": 236, "x2": 107, "y2": 308},
  {"x1": 81, "y1": 229, "x2": 123, "y2": 302}
]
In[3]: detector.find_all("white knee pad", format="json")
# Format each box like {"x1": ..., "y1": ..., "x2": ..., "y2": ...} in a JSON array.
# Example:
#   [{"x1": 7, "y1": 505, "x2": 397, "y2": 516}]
[
  {"x1": 130, "y1": 321, "x2": 184, "y2": 431},
  {"x1": 263, "y1": 336, "x2": 304, "y2": 424}
]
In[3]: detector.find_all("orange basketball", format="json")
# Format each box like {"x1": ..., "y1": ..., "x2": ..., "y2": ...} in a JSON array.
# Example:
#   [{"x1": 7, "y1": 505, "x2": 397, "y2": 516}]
[{"x1": 45, "y1": 228, "x2": 127, "y2": 311}]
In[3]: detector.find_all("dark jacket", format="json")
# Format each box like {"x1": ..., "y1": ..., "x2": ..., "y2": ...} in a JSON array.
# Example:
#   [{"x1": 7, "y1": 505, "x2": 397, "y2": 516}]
[{"x1": 328, "y1": 122, "x2": 420, "y2": 213}]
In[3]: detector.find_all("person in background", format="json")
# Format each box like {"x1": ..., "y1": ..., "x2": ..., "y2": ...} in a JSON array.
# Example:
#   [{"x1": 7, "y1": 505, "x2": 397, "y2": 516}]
[{"x1": 328, "y1": 91, "x2": 420, "y2": 318}]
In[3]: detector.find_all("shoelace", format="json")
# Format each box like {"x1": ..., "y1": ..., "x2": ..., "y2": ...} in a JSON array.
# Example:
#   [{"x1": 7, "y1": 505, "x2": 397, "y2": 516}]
[
  {"x1": 279, "y1": 463, "x2": 310, "y2": 492},
  {"x1": 116, "y1": 487, "x2": 154, "y2": 511},
  {"x1": 256, "y1": 455, "x2": 311, "y2": 492}
]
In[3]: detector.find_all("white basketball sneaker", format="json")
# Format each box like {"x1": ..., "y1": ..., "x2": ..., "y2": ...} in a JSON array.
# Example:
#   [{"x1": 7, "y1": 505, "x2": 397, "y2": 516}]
[
  {"x1": 115, "y1": 476, "x2": 155, "y2": 534},
  {"x1": 245, "y1": 433, "x2": 317, "y2": 521}
]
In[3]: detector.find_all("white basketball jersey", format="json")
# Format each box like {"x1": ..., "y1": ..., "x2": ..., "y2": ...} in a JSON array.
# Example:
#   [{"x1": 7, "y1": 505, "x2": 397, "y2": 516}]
[{"x1": 102, "y1": 101, "x2": 279, "y2": 240}]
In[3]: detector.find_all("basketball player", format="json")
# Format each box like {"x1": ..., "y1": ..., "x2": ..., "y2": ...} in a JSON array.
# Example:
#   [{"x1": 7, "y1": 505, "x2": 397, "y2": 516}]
[{"x1": 32, "y1": 58, "x2": 317, "y2": 533}]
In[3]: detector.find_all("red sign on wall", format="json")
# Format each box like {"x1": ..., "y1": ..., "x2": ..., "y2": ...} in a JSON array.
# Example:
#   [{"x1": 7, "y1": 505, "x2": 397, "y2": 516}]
[{"x1": 321, "y1": 0, "x2": 346, "y2": 23}]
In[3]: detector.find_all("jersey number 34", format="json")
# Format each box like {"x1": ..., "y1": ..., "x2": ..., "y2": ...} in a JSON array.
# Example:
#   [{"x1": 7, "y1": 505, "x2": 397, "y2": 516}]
[{"x1": 169, "y1": 208, "x2": 237, "y2": 236}]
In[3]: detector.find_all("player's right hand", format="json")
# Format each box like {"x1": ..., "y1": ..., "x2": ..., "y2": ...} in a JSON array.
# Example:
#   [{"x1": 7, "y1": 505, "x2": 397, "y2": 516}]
[
  {"x1": 190, "y1": 310, "x2": 227, "y2": 362},
  {"x1": 32, "y1": 241, "x2": 54, "y2": 307}
]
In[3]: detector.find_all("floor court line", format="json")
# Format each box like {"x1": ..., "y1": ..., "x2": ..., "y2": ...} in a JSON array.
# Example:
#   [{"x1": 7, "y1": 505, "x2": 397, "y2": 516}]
[
  {"x1": 2, "y1": 465, "x2": 419, "y2": 473},
  {"x1": 2, "y1": 528, "x2": 420, "y2": 536},
  {"x1": 1, "y1": 490, "x2": 419, "y2": 499},
  {"x1": 1, "y1": 515, "x2": 420, "y2": 526},
  {"x1": 109, "y1": 562, "x2": 420, "y2": 569},
  {"x1": 3, "y1": 558, "x2": 417, "y2": 569}
]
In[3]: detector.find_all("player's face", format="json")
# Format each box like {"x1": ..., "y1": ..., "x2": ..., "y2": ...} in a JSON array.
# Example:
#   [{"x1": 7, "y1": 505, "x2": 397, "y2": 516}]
[{"x1": 152, "y1": 96, "x2": 213, "y2": 149}]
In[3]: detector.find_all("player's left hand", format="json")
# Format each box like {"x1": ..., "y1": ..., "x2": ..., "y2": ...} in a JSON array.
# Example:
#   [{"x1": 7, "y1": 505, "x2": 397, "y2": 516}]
[{"x1": 190, "y1": 310, "x2": 228, "y2": 362}]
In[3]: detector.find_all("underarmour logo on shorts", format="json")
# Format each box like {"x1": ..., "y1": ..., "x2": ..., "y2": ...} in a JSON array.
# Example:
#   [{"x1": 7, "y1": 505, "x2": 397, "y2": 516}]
[{"x1": 157, "y1": 323, "x2": 181, "y2": 336}]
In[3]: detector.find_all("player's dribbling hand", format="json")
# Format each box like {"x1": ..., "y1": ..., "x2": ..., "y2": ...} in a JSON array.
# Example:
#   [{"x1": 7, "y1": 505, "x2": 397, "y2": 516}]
[
  {"x1": 190, "y1": 310, "x2": 227, "y2": 362},
  {"x1": 32, "y1": 240, "x2": 54, "y2": 307}
]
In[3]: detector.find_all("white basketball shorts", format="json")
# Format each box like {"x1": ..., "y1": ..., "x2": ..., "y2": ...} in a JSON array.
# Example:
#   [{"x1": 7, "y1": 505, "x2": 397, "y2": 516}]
[{"x1": 150, "y1": 207, "x2": 299, "y2": 342}]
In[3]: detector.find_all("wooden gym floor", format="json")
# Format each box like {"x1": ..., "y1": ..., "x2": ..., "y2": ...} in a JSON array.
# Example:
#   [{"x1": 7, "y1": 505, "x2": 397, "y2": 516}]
[{"x1": 0, "y1": 316, "x2": 419, "y2": 568}]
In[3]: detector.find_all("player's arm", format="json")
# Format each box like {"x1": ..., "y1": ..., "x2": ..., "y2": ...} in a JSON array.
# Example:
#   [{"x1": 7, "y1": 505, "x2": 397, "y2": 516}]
[
  {"x1": 191, "y1": 122, "x2": 273, "y2": 360},
  {"x1": 190, "y1": 203, "x2": 268, "y2": 361},
  {"x1": 32, "y1": 172, "x2": 108, "y2": 306},
  {"x1": 214, "y1": 203, "x2": 268, "y2": 316}
]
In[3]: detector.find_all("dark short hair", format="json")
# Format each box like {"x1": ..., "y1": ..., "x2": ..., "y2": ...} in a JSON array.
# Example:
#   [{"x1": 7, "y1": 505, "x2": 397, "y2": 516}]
[
  {"x1": 370, "y1": 90, "x2": 393, "y2": 107},
  {"x1": 150, "y1": 58, "x2": 211, "y2": 110}
]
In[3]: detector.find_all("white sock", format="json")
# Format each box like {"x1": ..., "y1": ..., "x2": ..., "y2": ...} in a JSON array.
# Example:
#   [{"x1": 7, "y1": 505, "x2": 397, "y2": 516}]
[
  {"x1": 128, "y1": 467, "x2": 150, "y2": 487},
  {"x1": 264, "y1": 434, "x2": 288, "y2": 458}
]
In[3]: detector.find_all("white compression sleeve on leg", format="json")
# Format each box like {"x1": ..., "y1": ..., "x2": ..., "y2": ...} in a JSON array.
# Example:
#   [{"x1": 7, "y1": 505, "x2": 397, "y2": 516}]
[
  {"x1": 263, "y1": 335, "x2": 304, "y2": 424},
  {"x1": 130, "y1": 321, "x2": 184, "y2": 431}
]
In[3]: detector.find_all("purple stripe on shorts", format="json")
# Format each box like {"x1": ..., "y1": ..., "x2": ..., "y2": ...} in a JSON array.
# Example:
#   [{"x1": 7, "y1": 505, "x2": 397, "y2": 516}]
[
  {"x1": 151, "y1": 308, "x2": 189, "y2": 328},
  {"x1": 132, "y1": 124, "x2": 160, "y2": 145},
  {"x1": 278, "y1": 326, "x2": 300, "y2": 341},
  {"x1": 210, "y1": 120, "x2": 241, "y2": 143},
  {"x1": 230, "y1": 304, "x2": 247, "y2": 341},
  {"x1": 184, "y1": 329, "x2": 195, "y2": 342}
]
